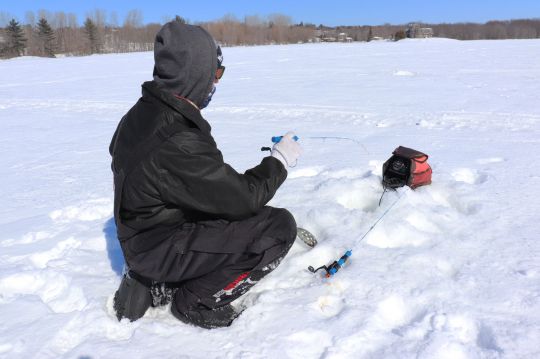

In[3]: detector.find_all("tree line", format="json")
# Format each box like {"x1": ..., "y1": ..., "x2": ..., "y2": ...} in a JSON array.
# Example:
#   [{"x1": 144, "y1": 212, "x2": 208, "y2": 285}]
[
  {"x1": 1, "y1": 9, "x2": 539, "y2": 59},
  {"x1": 0, "y1": 9, "x2": 162, "y2": 58},
  {"x1": 0, "y1": 10, "x2": 315, "y2": 59},
  {"x1": 336, "y1": 19, "x2": 540, "y2": 41}
]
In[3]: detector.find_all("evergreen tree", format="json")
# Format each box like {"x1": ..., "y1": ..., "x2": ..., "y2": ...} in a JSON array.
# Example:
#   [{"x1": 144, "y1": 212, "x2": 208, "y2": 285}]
[
  {"x1": 83, "y1": 18, "x2": 101, "y2": 54},
  {"x1": 3, "y1": 19, "x2": 27, "y2": 57},
  {"x1": 36, "y1": 18, "x2": 56, "y2": 57}
]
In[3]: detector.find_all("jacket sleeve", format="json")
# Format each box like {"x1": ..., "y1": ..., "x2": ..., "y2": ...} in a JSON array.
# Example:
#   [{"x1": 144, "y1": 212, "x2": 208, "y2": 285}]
[{"x1": 156, "y1": 130, "x2": 288, "y2": 221}]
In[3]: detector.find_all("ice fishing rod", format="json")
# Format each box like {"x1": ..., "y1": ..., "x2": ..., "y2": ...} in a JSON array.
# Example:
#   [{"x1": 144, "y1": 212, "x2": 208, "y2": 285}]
[
  {"x1": 308, "y1": 192, "x2": 403, "y2": 278},
  {"x1": 260, "y1": 135, "x2": 296, "y2": 152},
  {"x1": 308, "y1": 250, "x2": 353, "y2": 278}
]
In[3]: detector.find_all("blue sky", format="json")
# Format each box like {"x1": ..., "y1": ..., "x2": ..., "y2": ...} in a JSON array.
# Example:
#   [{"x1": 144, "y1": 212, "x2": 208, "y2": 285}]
[{"x1": 2, "y1": 0, "x2": 540, "y2": 26}]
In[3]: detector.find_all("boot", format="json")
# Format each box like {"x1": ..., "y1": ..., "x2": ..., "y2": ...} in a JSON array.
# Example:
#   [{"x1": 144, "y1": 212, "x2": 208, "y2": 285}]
[
  {"x1": 113, "y1": 272, "x2": 152, "y2": 321},
  {"x1": 171, "y1": 302, "x2": 241, "y2": 329}
]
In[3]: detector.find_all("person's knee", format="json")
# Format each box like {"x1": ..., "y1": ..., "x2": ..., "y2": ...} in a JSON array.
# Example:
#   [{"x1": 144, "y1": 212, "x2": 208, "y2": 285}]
[{"x1": 269, "y1": 207, "x2": 297, "y2": 245}]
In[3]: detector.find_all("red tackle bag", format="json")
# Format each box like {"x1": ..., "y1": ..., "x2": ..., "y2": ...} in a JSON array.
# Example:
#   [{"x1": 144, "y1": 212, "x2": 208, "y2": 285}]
[{"x1": 382, "y1": 146, "x2": 432, "y2": 189}]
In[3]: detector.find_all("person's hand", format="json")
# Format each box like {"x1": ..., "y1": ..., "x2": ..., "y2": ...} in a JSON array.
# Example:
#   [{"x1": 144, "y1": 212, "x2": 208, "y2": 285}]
[{"x1": 271, "y1": 132, "x2": 302, "y2": 168}]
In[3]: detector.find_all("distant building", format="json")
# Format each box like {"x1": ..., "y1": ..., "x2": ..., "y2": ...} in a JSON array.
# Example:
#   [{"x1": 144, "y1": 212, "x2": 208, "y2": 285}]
[
  {"x1": 337, "y1": 33, "x2": 353, "y2": 42},
  {"x1": 406, "y1": 24, "x2": 434, "y2": 38},
  {"x1": 321, "y1": 30, "x2": 337, "y2": 42},
  {"x1": 319, "y1": 30, "x2": 353, "y2": 42},
  {"x1": 0, "y1": 32, "x2": 6, "y2": 56}
]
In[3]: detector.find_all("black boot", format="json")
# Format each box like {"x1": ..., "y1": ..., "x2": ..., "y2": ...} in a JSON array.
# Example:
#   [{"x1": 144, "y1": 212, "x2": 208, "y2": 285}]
[
  {"x1": 113, "y1": 272, "x2": 152, "y2": 321},
  {"x1": 171, "y1": 302, "x2": 241, "y2": 329}
]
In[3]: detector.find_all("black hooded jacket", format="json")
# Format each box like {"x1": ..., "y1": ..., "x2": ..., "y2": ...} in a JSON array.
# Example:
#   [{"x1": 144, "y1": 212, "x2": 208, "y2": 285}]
[{"x1": 109, "y1": 24, "x2": 287, "y2": 259}]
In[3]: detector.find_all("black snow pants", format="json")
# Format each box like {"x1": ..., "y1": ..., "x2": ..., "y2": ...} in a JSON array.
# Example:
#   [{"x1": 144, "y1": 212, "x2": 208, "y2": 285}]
[{"x1": 132, "y1": 206, "x2": 297, "y2": 315}]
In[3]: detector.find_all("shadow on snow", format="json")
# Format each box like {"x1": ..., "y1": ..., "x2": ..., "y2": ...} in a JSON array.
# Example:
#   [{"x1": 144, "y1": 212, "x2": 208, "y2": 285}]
[{"x1": 103, "y1": 217, "x2": 124, "y2": 277}]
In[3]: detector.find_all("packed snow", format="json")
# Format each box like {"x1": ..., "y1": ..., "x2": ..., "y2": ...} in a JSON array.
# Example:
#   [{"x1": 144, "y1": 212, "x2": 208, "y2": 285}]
[{"x1": 1, "y1": 38, "x2": 539, "y2": 358}]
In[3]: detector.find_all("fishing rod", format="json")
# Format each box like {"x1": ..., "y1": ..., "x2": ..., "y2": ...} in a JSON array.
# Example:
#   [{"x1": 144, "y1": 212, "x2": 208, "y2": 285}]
[
  {"x1": 266, "y1": 133, "x2": 401, "y2": 278},
  {"x1": 308, "y1": 191, "x2": 403, "y2": 278}
]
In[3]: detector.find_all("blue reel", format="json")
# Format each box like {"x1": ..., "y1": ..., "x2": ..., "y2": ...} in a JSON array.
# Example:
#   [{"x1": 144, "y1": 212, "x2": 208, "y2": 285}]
[{"x1": 272, "y1": 135, "x2": 299, "y2": 143}]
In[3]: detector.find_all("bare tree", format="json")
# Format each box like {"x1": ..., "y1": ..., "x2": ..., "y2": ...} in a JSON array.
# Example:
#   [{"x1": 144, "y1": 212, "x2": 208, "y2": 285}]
[
  {"x1": 37, "y1": 9, "x2": 53, "y2": 24},
  {"x1": 109, "y1": 12, "x2": 119, "y2": 28},
  {"x1": 124, "y1": 9, "x2": 143, "y2": 28},
  {"x1": 268, "y1": 13, "x2": 292, "y2": 27},
  {"x1": 268, "y1": 13, "x2": 292, "y2": 43},
  {"x1": 88, "y1": 9, "x2": 107, "y2": 28},
  {"x1": 25, "y1": 11, "x2": 36, "y2": 27},
  {"x1": 61, "y1": 13, "x2": 81, "y2": 55},
  {"x1": 67, "y1": 13, "x2": 78, "y2": 28},
  {"x1": 0, "y1": 11, "x2": 14, "y2": 27},
  {"x1": 201, "y1": 13, "x2": 316, "y2": 46},
  {"x1": 244, "y1": 15, "x2": 263, "y2": 27}
]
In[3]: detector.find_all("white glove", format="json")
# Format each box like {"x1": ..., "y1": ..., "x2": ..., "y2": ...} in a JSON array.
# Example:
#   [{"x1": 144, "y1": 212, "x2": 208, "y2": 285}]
[{"x1": 271, "y1": 132, "x2": 302, "y2": 168}]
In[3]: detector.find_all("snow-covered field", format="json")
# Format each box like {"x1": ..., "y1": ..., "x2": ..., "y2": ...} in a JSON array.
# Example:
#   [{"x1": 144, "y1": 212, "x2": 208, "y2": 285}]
[{"x1": 1, "y1": 39, "x2": 539, "y2": 358}]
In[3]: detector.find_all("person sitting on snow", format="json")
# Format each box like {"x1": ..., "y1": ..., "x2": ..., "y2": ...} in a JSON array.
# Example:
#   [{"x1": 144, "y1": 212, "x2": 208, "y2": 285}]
[{"x1": 109, "y1": 21, "x2": 302, "y2": 329}]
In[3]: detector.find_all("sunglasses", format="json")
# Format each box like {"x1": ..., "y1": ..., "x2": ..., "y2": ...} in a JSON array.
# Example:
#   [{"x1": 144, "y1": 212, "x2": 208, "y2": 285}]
[
  {"x1": 216, "y1": 45, "x2": 225, "y2": 80},
  {"x1": 216, "y1": 65, "x2": 225, "y2": 80}
]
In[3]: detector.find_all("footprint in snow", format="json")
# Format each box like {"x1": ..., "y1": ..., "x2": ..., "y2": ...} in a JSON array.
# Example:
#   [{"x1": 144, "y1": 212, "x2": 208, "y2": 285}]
[
  {"x1": 29, "y1": 237, "x2": 82, "y2": 269},
  {"x1": 440, "y1": 314, "x2": 500, "y2": 349},
  {"x1": 1, "y1": 231, "x2": 54, "y2": 247},
  {"x1": 451, "y1": 168, "x2": 487, "y2": 185},
  {"x1": 285, "y1": 330, "x2": 332, "y2": 359},
  {"x1": 44, "y1": 303, "x2": 136, "y2": 356},
  {"x1": 514, "y1": 261, "x2": 539, "y2": 278},
  {"x1": 0, "y1": 270, "x2": 87, "y2": 313},
  {"x1": 371, "y1": 295, "x2": 412, "y2": 329},
  {"x1": 312, "y1": 295, "x2": 345, "y2": 317},
  {"x1": 405, "y1": 211, "x2": 442, "y2": 234},
  {"x1": 49, "y1": 198, "x2": 112, "y2": 223}
]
